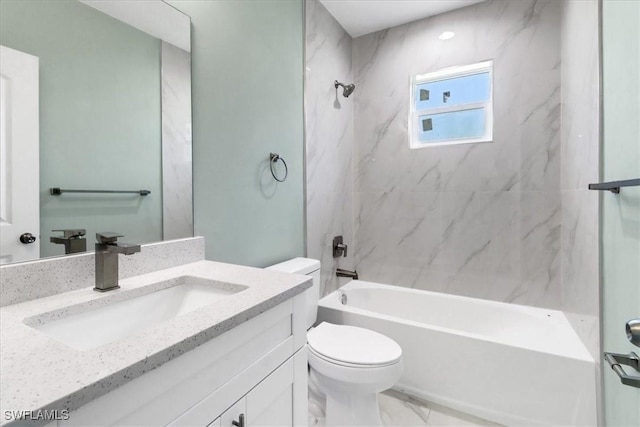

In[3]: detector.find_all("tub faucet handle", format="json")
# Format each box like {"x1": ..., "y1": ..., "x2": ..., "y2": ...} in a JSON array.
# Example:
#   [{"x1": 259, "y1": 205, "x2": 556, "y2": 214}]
[
  {"x1": 337, "y1": 243, "x2": 348, "y2": 257},
  {"x1": 333, "y1": 235, "x2": 348, "y2": 258}
]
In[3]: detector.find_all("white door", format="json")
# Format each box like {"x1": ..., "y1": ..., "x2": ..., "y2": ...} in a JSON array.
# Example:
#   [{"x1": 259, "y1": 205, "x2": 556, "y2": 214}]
[{"x1": 0, "y1": 45, "x2": 40, "y2": 264}]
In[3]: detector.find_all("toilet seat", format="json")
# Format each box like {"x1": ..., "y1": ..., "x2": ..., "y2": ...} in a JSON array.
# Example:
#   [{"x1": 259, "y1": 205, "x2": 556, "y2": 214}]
[
  {"x1": 308, "y1": 345, "x2": 400, "y2": 368},
  {"x1": 307, "y1": 344, "x2": 403, "y2": 390},
  {"x1": 307, "y1": 322, "x2": 402, "y2": 367}
]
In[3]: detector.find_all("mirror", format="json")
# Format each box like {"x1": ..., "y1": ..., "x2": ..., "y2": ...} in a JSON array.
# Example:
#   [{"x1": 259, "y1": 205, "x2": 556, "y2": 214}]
[{"x1": 0, "y1": 0, "x2": 192, "y2": 265}]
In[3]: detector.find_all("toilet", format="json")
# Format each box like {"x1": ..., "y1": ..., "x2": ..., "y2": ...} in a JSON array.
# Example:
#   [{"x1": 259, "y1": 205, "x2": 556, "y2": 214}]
[{"x1": 267, "y1": 258, "x2": 402, "y2": 427}]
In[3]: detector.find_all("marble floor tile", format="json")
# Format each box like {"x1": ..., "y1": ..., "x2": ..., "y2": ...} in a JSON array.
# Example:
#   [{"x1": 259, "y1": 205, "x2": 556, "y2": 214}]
[
  {"x1": 379, "y1": 392, "x2": 430, "y2": 426},
  {"x1": 380, "y1": 390, "x2": 501, "y2": 427},
  {"x1": 310, "y1": 389, "x2": 502, "y2": 427}
]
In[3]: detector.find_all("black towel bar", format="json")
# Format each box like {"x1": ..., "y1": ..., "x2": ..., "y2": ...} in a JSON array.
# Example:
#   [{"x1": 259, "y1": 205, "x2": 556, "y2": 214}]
[
  {"x1": 588, "y1": 179, "x2": 640, "y2": 194},
  {"x1": 50, "y1": 188, "x2": 150, "y2": 196}
]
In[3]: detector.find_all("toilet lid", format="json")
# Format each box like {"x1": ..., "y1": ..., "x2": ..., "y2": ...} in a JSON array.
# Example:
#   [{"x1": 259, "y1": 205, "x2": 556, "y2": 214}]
[{"x1": 307, "y1": 322, "x2": 402, "y2": 366}]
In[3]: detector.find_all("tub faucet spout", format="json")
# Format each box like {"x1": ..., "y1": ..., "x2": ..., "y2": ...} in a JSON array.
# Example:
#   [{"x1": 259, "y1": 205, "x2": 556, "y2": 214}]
[{"x1": 336, "y1": 268, "x2": 358, "y2": 280}]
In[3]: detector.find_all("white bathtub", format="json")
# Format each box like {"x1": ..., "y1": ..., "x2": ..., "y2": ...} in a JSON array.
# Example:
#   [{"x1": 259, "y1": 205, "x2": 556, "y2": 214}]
[{"x1": 317, "y1": 281, "x2": 597, "y2": 426}]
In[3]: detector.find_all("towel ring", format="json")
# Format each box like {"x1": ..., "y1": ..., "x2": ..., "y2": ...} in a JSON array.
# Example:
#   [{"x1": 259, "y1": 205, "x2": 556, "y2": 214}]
[{"x1": 269, "y1": 153, "x2": 288, "y2": 182}]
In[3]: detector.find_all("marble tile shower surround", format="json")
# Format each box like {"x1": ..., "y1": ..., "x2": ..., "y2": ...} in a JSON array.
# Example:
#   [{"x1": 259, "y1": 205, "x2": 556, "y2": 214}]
[
  {"x1": 560, "y1": 0, "x2": 600, "y2": 375},
  {"x1": 305, "y1": 0, "x2": 355, "y2": 296},
  {"x1": 162, "y1": 42, "x2": 194, "y2": 241},
  {"x1": 352, "y1": 0, "x2": 563, "y2": 308},
  {"x1": 0, "y1": 237, "x2": 204, "y2": 307}
]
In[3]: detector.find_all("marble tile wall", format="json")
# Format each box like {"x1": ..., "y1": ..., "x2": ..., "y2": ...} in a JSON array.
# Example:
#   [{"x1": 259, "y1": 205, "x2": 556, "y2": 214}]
[
  {"x1": 559, "y1": 0, "x2": 601, "y2": 417},
  {"x1": 162, "y1": 41, "x2": 194, "y2": 240},
  {"x1": 305, "y1": 0, "x2": 355, "y2": 296},
  {"x1": 352, "y1": 0, "x2": 563, "y2": 308}
]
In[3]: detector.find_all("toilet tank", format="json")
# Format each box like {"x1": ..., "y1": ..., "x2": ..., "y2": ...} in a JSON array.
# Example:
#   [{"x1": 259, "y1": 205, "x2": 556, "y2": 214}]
[{"x1": 266, "y1": 257, "x2": 320, "y2": 329}]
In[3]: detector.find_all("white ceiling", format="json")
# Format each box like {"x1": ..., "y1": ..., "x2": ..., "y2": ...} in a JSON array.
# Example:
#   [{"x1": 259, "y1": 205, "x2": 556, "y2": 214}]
[
  {"x1": 81, "y1": 0, "x2": 190, "y2": 51},
  {"x1": 319, "y1": 0, "x2": 486, "y2": 38}
]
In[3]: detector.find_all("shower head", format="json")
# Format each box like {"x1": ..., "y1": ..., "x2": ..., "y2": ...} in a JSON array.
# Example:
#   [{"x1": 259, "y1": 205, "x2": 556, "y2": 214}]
[
  {"x1": 335, "y1": 80, "x2": 355, "y2": 98},
  {"x1": 343, "y1": 83, "x2": 355, "y2": 97}
]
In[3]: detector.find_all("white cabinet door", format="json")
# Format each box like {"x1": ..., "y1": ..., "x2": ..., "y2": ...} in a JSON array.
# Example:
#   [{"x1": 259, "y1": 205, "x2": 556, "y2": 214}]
[
  {"x1": 246, "y1": 357, "x2": 294, "y2": 427},
  {"x1": 214, "y1": 355, "x2": 299, "y2": 427},
  {"x1": 0, "y1": 45, "x2": 40, "y2": 264}
]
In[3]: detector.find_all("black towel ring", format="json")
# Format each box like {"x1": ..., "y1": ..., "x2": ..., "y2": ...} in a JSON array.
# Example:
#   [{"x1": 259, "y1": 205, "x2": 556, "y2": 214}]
[{"x1": 269, "y1": 153, "x2": 288, "y2": 182}]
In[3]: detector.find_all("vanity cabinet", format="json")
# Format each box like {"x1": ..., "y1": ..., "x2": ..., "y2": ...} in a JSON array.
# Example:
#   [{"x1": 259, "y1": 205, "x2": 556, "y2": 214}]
[{"x1": 58, "y1": 293, "x2": 307, "y2": 427}]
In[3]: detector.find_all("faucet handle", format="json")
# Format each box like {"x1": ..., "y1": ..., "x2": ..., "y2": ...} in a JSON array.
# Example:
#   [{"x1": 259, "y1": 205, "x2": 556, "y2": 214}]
[
  {"x1": 96, "y1": 232, "x2": 124, "y2": 244},
  {"x1": 333, "y1": 235, "x2": 348, "y2": 258},
  {"x1": 53, "y1": 229, "x2": 86, "y2": 239}
]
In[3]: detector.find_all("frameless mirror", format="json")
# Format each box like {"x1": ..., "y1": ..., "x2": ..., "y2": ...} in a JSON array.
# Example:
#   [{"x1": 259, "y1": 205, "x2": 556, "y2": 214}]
[{"x1": 0, "y1": 0, "x2": 192, "y2": 265}]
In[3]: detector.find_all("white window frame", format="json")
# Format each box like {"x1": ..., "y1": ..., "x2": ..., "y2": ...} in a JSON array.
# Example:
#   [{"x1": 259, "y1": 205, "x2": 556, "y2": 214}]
[{"x1": 409, "y1": 60, "x2": 493, "y2": 149}]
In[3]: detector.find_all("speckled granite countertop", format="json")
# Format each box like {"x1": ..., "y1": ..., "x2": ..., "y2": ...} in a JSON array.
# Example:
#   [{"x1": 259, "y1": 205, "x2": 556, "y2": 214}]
[{"x1": 0, "y1": 260, "x2": 311, "y2": 425}]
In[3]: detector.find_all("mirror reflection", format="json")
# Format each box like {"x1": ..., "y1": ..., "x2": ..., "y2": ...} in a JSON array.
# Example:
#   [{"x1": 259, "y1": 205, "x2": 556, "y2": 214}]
[{"x1": 0, "y1": 0, "x2": 192, "y2": 265}]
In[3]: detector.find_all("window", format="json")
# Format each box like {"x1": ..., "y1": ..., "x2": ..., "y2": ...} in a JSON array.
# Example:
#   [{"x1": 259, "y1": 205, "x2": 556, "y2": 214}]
[{"x1": 409, "y1": 61, "x2": 493, "y2": 148}]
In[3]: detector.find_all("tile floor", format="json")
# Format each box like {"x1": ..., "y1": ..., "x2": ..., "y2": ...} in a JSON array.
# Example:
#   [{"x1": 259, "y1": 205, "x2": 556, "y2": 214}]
[
  {"x1": 310, "y1": 389, "x2": 502, "y2": 427},
  {"x1": 379, "y1": 390, "x2": 501, "y2": 427}
]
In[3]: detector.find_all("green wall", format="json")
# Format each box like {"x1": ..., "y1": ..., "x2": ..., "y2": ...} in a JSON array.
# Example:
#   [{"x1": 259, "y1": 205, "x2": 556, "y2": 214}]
[
  {"x1": 602, "y1": 0, "x2": 640, "y2": 424},
  {"x1": 169, "y1": 0, "x2": 305, "y2": 266},
  {"x1": 0, "y1": 0, "x2": 162, "y2": 257}
]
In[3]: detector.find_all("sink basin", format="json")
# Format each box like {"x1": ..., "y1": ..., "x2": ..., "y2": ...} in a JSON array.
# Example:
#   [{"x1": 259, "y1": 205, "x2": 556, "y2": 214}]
[{"x1": 29, "y1": 276, "x2": 246, "y2": 351}]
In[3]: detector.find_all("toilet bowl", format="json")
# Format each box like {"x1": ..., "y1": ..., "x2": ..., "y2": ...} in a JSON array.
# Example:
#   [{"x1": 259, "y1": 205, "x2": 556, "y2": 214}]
[
  {"x1": 307, "y1": 322, "x2": 402, "y2": 426},
  {"x1": 266, "y1": 258, "x2": 403, "y2": 427}
]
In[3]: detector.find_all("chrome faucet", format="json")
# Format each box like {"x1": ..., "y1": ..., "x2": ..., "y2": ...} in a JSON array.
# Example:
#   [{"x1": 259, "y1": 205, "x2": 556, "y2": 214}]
[{"x1": 94, "y1": 232, "x2": 141, "y2": 292}]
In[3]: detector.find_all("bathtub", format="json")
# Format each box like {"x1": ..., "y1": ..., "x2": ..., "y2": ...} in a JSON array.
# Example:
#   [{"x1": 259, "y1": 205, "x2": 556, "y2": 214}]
[{"x1": 317, "y1": 281, "x2": 597, "y2": 426}]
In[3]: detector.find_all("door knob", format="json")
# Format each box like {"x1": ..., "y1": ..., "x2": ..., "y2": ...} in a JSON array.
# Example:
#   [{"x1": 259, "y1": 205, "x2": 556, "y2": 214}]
[
  {"x1": 19, "y1": 233, "x2": 36, "y2": 244},
  {"x1": 627, "y1": 319, "x2": 640, "y2": 347}
]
